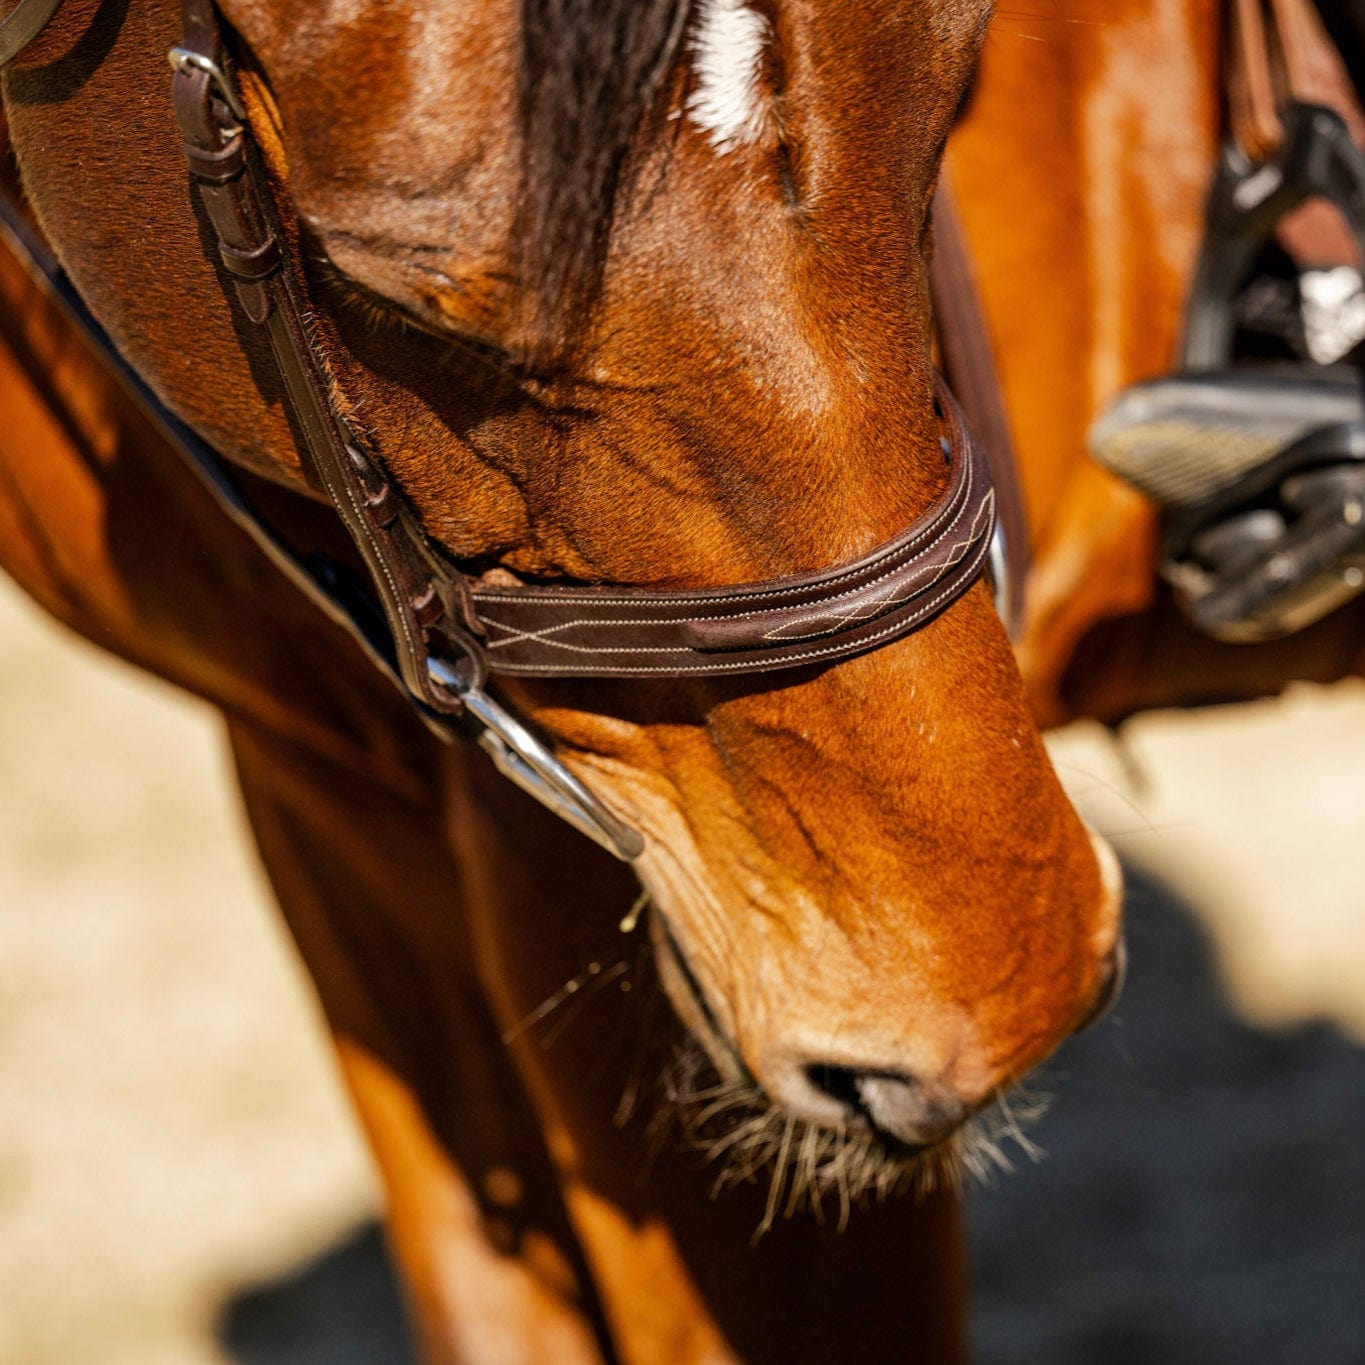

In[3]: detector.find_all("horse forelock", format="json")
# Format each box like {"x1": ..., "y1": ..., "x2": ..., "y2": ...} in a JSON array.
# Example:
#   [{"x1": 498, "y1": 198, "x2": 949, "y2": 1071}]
[{"x1": 515, "y1": 0, "x2": 695, "y2": 359}]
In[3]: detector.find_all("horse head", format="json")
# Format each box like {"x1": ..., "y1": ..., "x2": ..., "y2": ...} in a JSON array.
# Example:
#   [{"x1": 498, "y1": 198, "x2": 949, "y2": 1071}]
[{"x1": 8, "y1": 0, "x2": 1123, "y2": 1189}]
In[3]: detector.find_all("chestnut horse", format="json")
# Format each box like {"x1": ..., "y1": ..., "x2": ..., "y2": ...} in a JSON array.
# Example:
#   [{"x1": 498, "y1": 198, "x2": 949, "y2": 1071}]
[{"x1": 0, "y1": 0, "x2": 1131, "y2": 1360}]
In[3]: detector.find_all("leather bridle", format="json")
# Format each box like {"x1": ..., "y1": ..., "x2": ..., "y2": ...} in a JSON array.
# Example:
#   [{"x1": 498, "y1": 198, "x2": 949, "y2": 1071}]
[{"x1": 1, "y1": 0, "x2": 999, "y2": 860}]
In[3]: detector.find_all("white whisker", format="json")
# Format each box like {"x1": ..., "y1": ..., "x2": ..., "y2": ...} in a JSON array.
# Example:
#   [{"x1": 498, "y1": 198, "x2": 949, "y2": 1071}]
[{"x1": 659, "y1": 1041, "x2": 1052, "y2": 1238}]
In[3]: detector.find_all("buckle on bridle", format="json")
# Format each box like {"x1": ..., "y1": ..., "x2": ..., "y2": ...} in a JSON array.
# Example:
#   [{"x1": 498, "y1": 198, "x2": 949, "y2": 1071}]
[
  {"x1": 167, "y1": 45, "x2": 247, "y2": 125},
  {"x1": 426, "y1": 656, "x2": 645, "y2": 862}
]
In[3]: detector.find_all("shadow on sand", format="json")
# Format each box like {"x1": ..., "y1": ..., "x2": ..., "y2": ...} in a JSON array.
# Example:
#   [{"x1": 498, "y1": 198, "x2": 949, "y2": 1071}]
[
  {"x1": 218, "y1": 1223, "x2": 415, "y2": 1365},
  {"x1": 970, "y1": 867, "x2": 1365, "y2": 1365},
  {"x1": 216, "y1": 869, "x2": 1365, "y2": 1363}
]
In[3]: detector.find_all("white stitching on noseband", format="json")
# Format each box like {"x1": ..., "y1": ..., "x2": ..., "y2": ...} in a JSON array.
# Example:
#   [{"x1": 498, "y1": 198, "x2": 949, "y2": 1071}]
[{"x1": 687, "y1": 0, "x2": 773, "y2": 152}]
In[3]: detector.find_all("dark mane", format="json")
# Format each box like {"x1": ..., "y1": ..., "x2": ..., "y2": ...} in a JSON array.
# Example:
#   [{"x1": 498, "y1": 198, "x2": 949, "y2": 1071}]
[{"x1": 517, "y1": 0, "x2": 694, "y2": 359}]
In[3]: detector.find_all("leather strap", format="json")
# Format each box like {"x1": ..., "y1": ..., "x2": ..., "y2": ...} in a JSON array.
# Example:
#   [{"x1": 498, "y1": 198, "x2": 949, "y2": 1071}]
[
  {"x1": 1225, "y1": 0, "x2": 1365, "y2": 271},
  {"x1": 1230, "y1": 0, "x2": 1285, "y2": 161},
  {"x1": 470, "y1": 382, "x2": 994, "y2": 676},
  {"x1": 171, "y1": 1, "x2": 488, "y2": 715},
  {"x1": 1230, "y1": 0, "x2": 1365, "y2": 160},
  {"x1": 929, "y1": 173, "x2": 1029, "y2": 635}
]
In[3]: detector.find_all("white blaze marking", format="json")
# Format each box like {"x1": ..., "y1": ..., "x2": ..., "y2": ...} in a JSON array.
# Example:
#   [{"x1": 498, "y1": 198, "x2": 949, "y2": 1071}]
[{"x1": 687, "y1": 0, "x2": 773, "y2": 152}]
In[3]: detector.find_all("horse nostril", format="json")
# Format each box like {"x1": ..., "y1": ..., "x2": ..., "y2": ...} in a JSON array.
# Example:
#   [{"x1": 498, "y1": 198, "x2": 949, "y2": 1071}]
[
  {"x1": 804, "y1": 1063, "x2": 864, "y2": 1111},
  {"x1": 803, "y1": 1064, "x2": 966, "y2": 1149}
]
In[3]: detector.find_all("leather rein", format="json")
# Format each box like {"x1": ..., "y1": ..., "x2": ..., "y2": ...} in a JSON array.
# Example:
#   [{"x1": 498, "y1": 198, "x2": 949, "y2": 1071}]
[{"x1": 0, "y1": 0, "x2": 999, "y2": 859}]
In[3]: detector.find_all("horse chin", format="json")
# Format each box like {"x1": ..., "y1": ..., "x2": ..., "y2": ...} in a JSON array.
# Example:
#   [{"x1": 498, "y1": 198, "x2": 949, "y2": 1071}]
[
  {"x1": 587, "y1": 767, "x2": 1075, "y2": 1224},
  {"x1": 646, "y1": 908, "x2": 1049, "y2": 1231},
  {"x1": 658, "y1": 1027, "x2": 1049, "y2": 1234}
]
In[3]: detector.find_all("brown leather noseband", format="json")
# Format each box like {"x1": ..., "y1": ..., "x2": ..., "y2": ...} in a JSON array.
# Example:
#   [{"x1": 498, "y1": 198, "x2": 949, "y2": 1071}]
[{"x1": 1, "y1": 0, "x2": 999, "y2": 858}]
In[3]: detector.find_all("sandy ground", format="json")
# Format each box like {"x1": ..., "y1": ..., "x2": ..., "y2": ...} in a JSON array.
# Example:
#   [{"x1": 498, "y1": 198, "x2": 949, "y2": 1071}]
[
  {"x1": 1048, "y1": 695, "x2": 1365, "y2": 1045},
  {"x1": 0, "y1": 581, "x2": 383, "y2": 1365},
  {"x1": 1, "y1": 571, "x2": 1363, "y2": 1363}
]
